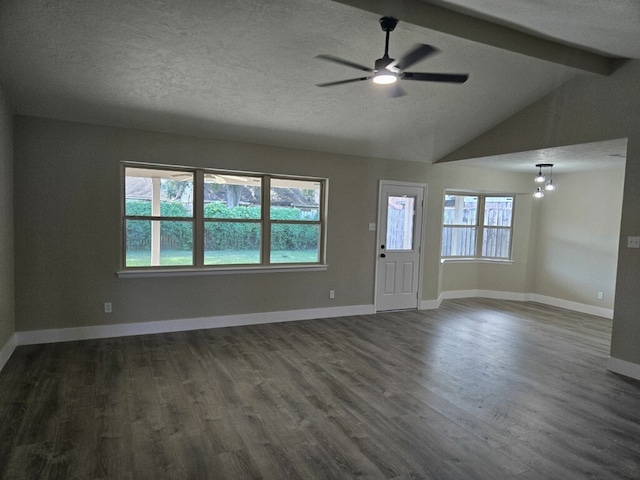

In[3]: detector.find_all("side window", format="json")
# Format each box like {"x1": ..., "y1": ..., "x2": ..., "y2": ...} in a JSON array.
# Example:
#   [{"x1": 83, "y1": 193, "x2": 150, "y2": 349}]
[{"x1": 441, "y1": 193, "x2": 513, "y2": 260}]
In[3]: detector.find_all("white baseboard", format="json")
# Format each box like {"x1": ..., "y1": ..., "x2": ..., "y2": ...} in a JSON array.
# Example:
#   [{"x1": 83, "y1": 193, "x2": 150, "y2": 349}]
[
  {"x1": 528, "y1": 294, "x2": 613, "y2": 319},
  {"x1": 6, "y1": 288, "x2": 614, "y2": 365},
  {"x1": 442, "y1": 289, "x2": 530, "y2": 302},
  {"x1": 419, "y1": 296, "x2": 442, "y2": 310},
  {"x1": 15, "y1": 304, "x2": 376, "y2": 346},
  {"x1": 0, "y1": 333, "x2": 17, "y2": 372},
  {"x1": 422, "y1": 290, "x2": 613, "y2": 319},
  {"x1": 607, "y1": 356, "x2": 640, "y2": 381}
]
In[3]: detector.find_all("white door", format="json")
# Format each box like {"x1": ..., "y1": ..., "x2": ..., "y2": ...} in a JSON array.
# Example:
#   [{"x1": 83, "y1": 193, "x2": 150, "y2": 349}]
[{"x1": 375, "y1": 182, "x2": 425, "y2": 311}]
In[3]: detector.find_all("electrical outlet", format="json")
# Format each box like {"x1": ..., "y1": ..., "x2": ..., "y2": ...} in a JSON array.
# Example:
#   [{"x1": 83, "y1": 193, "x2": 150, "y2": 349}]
[
  {"x1": 628, "y1": 236, "x2": 640, "y2": 248},
  {"x1": 329, "y1": 290, "x2": 335, "y2": 299},
  {"x1": 597, "y1": 292, "x2": 604, "y2": 300},
  {"x1": 104, "y1": 302, "x2": 112, "y2": 313}
]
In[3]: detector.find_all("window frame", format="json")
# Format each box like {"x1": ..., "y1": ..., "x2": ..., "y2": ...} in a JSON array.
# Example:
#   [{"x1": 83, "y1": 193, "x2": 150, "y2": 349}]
[
  {"x1": 119, "y1": 162, "x2": 328, "y2": 276},
  {"x1": 441, "y1": 192, "x2": 515, "y2": 261}
]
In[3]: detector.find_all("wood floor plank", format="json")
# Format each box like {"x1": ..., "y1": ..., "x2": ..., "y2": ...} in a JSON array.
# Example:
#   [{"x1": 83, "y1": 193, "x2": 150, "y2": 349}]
[{"x1": 1, "y1": 298, "x2": 640, "y2": 479}]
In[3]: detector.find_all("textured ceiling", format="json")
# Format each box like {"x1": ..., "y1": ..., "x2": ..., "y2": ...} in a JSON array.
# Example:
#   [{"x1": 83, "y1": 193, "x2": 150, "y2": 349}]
[
  {"x1": 428, "y1": 0, "x2": 640, "y2": 58},
  {"x1": 0, "y1": 0, "x2": 632, "y2": 166},
  {"x1": 446, "y1": 139, "x2": 628, "y2": 173}
]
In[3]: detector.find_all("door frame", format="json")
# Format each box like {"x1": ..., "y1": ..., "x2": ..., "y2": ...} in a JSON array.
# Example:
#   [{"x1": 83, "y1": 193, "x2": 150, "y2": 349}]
[{"x1": 374, "y1": 180, "x2": 428, "y2": 312}]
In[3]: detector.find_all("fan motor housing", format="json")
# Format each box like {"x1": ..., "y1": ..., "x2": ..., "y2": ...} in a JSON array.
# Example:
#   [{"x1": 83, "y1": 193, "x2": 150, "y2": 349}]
[
  {"x1": 375, "y1": 57, "x2": 394, "y2": 71},
  {"x1": 379, "y1": 16, "x2": 398, "y2": 32}
]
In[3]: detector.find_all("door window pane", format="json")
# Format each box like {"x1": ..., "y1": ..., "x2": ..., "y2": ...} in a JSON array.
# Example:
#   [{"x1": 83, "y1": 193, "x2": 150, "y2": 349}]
[{"x1": 386, "y1": 196, "x2": 415, "y2": 250}]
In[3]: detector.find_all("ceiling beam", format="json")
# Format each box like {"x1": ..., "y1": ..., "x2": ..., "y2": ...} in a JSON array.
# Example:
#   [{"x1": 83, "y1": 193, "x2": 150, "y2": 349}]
[{"x1": 331, "y1": 0, "x2": 621, "y2": 76}]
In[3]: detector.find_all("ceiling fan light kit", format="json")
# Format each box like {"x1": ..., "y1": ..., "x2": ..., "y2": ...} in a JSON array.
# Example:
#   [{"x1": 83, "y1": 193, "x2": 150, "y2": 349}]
[
  {"x1": 373, "y1": 71, "x2": 397, "y2": 85},
  {"x1": 315, "y1": 16, "x2": 469, "y2": 96}
]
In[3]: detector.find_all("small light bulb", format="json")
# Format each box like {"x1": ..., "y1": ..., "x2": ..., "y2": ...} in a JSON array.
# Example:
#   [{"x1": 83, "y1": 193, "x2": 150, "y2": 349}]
[
  {"x1": 533, "y1": 187, "x2": 544, "y2": 198},
  {"x1": 535, "y1": 172, "x2": 546, "y2": 183},
  {"x1": 545, "y1": 180, "x2": 556, "y2": 191}
]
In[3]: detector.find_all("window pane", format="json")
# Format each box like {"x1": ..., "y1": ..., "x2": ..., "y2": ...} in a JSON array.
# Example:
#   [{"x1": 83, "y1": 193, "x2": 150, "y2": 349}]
[
  {"x1": 125, "y1": 167, "x2": 193, "y2": 217},
  {"x1": 441, "y1": 227, "x2": 477, "y2": 257},
  {"x1": 443, "y1": 195, "x2": 478, "y2": 225},
  {"x1": 270, "y1": 223, "x2": 320, "y2": 263},
  {"x1": 484, "y1": 197, "x2": 513, "y2": 226},
  {"x1": 203, "y1": 221, "x2": 261, "y2": 265},
  {"x1": 482, "y1": 228, "x2": 511, "y2": 258},
  {"x1": 386, "y1": 196, "x2": 415, "y2": 250},
  {"x1": 270, "y1": 178, "x2": 321, "y2": 221},
  {"x1": 125, "y1": 220, "x2": 193, "y2": 266},
  {"x1": 204, "y1": 173, "x2": 261, "y2": 219}
]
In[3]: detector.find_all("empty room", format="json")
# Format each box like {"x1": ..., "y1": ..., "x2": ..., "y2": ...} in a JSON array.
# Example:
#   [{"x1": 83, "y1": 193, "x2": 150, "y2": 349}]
[{"x1": 1, "y1": 1, "x2": 640, "y2": 479}]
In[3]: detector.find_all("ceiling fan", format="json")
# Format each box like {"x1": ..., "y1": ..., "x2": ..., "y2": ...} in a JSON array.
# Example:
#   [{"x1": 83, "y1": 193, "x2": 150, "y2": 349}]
[{"x1": 316, "y1": 16, "x2": 469, "y2": 97}]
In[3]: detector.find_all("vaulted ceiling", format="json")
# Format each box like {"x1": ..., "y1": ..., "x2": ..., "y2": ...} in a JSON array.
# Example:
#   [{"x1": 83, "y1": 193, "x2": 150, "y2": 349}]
[{"x1": 0, "y1": 0, "x2": 635, "y2": 165}]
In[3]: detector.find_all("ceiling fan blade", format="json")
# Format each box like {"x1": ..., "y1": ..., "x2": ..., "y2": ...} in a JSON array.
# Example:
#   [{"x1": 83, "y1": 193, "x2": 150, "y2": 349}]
[
  {"x1": 387, "y1": 44, "x2": 438, "y2": 71},
  {"x1": 316, "y1": 77, "x2": 371, "y2": 87},
  {"x1": 315, "y1": 54, "x2": 373, "y2": 72},
  {"x1": 401, "y1": 72, "x2": 469, "y2": 83}
]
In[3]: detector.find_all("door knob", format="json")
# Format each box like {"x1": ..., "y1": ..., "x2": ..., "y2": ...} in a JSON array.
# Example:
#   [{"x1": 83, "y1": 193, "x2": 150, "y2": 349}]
[{"x1": 380, "y1": 253, "x2": 386, "y2": 258}]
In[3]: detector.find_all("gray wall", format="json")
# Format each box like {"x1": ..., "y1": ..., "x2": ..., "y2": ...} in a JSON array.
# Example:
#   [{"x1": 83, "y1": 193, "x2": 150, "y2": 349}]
[
  {"x1": 441, "y1": 59, "x2": 640, "y2": 366},
  {"x1": 0, "y1": 84, "x2": 14, "y2": 350},
  {"x1": 532, "y1": 169, "x2": 625, "y2": 309},
  {"x1": 13, "y1": 114, "x2": 623, "y2": 335},
  {"x1": 14, "y1": 116, "x2": 431, "y2": 332}
]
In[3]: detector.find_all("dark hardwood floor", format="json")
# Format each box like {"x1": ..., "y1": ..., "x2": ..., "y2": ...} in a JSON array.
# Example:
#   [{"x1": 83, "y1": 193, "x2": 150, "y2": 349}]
[{"x1": 1, "y1": 298, "x2": 639, "y2": 479}]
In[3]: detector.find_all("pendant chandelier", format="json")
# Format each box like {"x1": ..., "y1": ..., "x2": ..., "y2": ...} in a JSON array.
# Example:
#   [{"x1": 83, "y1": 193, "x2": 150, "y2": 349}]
[{"x1": 533, "y1": 163, "x2": 556, "y2": 198}]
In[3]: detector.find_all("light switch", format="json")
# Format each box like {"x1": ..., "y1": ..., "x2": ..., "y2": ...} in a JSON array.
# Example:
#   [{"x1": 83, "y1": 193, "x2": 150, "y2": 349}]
[{"x1": 368, "y1": 223, "x2": 376, "y2": 231}]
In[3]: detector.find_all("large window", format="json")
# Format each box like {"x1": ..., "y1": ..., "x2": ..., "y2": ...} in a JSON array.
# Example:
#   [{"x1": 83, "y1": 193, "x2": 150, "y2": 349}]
[
  {"x1": 123, "y1": 164, "x2": 326, "y2": 271},
  {"x1": 441, "y1": 193, "x2": 514, "y2": 260}
]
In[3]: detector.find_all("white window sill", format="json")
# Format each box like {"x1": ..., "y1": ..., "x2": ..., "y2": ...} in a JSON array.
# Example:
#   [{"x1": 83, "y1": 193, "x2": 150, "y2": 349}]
[
  {"x1": 441, "y1": 258, "x2": 513, "y2": 265},
  {"x1": 117, "y1": 264, "x2": 329, "y2": 278}
]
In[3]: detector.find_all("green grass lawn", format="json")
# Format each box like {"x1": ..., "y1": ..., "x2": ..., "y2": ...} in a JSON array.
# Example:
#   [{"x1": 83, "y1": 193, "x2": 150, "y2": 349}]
[{"x1": 126, "y1": 249, "x2": 318, "y2": 266}]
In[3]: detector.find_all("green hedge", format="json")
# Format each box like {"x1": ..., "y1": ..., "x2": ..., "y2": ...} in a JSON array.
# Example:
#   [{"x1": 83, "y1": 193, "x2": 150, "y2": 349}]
[
  {"x1": 126, "y1": 201, "x2": 318, "y2": 251},
  {"x1": 269, "y1": 207, "x2": 318, "y2": 250},
  {"x1": 125, "y1": 201, "x2": 193, "y2": 250}
]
